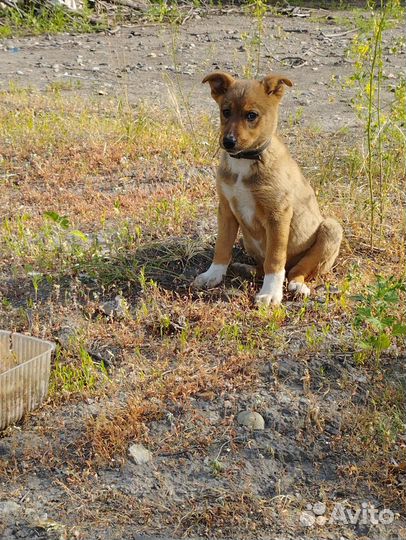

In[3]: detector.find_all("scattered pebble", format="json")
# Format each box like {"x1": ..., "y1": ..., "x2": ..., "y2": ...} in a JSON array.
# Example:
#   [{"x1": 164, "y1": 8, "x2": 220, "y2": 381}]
[
  {"x1": 0, "y1": 501, "x2": 21, "y2": 515},
  {"x1": 57, "y1": 322, "x2": 78, "y2": 348},
  {"x1": 313, "y1": 501, "x2": 326, "y2": 515},
  {"x1": 100, "y1": 295, "x2": 128, "y2": 319},
  {"x1": 299, "y1": 511, "x2": 315, "y2": 527},
  {"x1": 128, "y1": 443, "x2": 152, "y2": 465},
  {"x1": 237, "y1": 411, "x2": 265, "y2": 430}
]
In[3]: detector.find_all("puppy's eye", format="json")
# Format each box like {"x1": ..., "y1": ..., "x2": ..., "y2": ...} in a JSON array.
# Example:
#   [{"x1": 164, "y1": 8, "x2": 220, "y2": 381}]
[
  {"x1": 222, "y1": 109, "x2": 231, "y2": 118},
  {"x1": 246, "y1": 111, "x2": 258, "y2": 121}
]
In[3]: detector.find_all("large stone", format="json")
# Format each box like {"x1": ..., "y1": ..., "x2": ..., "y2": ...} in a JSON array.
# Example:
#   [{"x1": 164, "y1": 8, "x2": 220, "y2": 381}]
[
  {"x1": 100, "y1": 295, "x2": 128, "y2": 319},
  {"x1": 237, "y1": 411, "x2": 265, "y2": 430},
  {"x1": 0, "y1": 500, "x2": 20, "y2": 515},
  {"x1": 128, "y1": 443, "x2": 152, "y2": 465},
  {"x1": 57, "y1": 320, "x2": 79, "y2": 348},
  {"x1": 313, "y1": 502, "x2": 326, "y2": 516}
]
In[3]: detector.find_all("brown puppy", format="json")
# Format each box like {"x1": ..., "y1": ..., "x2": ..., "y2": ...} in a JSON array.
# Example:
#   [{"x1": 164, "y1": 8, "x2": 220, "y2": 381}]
[{"x1": 194, "y1": 72, "x2": 343, "y2": 305}]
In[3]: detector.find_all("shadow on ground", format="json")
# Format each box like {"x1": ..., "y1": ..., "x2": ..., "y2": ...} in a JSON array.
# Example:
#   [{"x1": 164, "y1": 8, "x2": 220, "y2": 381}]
[{"x1": 0, "y1": 237, "x2": 259, "y2": 308}]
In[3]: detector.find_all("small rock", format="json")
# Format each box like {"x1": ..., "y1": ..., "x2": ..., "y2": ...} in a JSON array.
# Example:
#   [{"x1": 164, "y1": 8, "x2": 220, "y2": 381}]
[
  {"x1": 87, "y1": 403, "x2": 100, "y2": 418},
  {"x1": 128, "y1": 443, "x2": 152, "y2": 465},
  {"x1": 0, "y1": 500, "x2": 20, "y2": 515},
  {"x1": 300, "y1": 510, "x2": 315, "y2": 527},
  {"x1": 88, "y1": 347, "x2": 116, "y2": 369},
  {"x1": 57, "y1": 322, "x2": 78, "y2": 348},
  {"x1": 202, "y1": 410, "x2": 220, "y2": 424},
  {"x1": 352, "y1": 373, "x2": 367, "y2": 384},
  {"x1": 100, "y1": 300, "x2": 116, "y2": 316},
  {"x1": 147, "y1": 52, "x2": 157, "y2": 58},
  {"x1": 313, "y1": 501, "x2": 326, "y2": 515},
  {"x1": 237, "y1": 411, "x2": 265, "y2": 430},
  {"x1": 100, "y1": 295, "x2": 128, "y2": 319}
]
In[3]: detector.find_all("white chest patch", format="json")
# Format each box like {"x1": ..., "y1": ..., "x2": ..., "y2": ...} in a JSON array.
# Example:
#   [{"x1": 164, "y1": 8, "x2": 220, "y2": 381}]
[
  {"x1": 227, "y1": 155, "x2": 252, "y2": 177},
  {"x1": 221, "y1": 156, "x2": 256, "y2": 226}
]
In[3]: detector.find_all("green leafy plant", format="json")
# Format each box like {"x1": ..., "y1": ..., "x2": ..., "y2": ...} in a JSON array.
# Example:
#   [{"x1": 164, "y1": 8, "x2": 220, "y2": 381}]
[
  {"x1": 210, "y1": 459, "x2": 225, "y2": 476},
  {"x1": 50, "y1": 347, "x2": 108, "y2": 394},
  {"x1": 352, "y1": 275, "x2": 406, "y2": 361},
  {"x1": 0, "y1": 2, "x2": 100, "y2": 38},
  {"x1": 44, "y1": 210, "x2": 88, "y2": 241},
  {"x1": 147, "y1": 0, "x2": 182, "y2": 24},
  {"x1": 347, "y1": 0, "x2": 406, "y2": 246},
  {"x1": 242, "y1": 0, "x2": 268, "y2": 78},
  {"x1": 1, "y1": 210, "x2": 94, "y2": 276}
]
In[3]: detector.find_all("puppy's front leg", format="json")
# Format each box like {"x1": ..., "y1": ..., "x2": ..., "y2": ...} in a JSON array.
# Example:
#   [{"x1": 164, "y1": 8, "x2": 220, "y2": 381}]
[
  {"x1": 194, "y1": 195, "x2": 239, "y2": 288},
  {"x1": 256, "y1": 208, "x2": 292, "y2": 306}
]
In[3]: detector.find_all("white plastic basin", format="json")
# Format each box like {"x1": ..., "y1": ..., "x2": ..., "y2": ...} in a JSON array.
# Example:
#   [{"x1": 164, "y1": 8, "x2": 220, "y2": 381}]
[{"x1": 0, "y1": 331, "x2": 55, "y2": 430}]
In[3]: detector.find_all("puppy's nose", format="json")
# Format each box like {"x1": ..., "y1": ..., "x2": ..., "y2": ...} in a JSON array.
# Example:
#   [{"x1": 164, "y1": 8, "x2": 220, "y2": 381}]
[{"x1": 223, "y1": 134, "x2": 236, "y2": 150}]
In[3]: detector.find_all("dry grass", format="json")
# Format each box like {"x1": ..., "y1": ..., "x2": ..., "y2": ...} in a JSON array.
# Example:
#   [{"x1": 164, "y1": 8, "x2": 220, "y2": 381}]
[{"x1": 0, "y1": 85, "x2": 405, "y2": 538}]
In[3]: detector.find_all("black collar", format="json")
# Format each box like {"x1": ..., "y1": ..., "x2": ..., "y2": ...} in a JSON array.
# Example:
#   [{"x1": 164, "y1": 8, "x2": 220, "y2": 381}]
[{"x1": 229, "y1": 138, "x2": 271, "y2": 161}]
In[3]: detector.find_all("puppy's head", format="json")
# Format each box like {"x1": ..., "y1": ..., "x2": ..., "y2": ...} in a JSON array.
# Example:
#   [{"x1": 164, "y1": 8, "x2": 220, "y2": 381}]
[{"x1": 202, "y1": 72, "x2": 292, "y2": 155}]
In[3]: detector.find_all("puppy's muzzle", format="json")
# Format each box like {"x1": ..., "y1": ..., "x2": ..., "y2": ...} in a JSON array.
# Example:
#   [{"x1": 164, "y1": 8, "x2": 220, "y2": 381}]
[{"x1": 223, "y1": 134, "x2": 237, "y2": 150}]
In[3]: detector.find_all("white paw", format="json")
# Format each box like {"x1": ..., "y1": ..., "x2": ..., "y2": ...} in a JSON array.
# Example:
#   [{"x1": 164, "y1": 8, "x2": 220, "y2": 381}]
[
  {"x1": 255, "y1": 271, "x2": 285, "y2": 306},
  {"x1": 255, "y1": 292, "x2": 283, "y2": 306},
  {"x1": 193, "y1": 263, "x2": 228, "y2": 289},
  {"x1": 288, "y1": 281, "x2": 310, "y2": 297}
]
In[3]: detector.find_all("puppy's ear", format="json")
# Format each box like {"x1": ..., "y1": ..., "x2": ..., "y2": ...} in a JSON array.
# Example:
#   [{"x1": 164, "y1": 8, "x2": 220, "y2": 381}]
[
  {"x1": 202, "y1": 72, "x2": 235, "y2": 101},
  {"x1": 261, "y1": 74, "x2": 293, "y2": 98}
]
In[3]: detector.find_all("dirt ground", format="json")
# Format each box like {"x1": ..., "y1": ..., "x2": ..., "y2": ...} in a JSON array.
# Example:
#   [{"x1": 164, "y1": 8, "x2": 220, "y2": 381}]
[
  {"x1": 0, "y1": 5, "x2": 405, "y2": 540},
  {"x1": 0, "y1": 6, "x2": 403, "y2": 131}
]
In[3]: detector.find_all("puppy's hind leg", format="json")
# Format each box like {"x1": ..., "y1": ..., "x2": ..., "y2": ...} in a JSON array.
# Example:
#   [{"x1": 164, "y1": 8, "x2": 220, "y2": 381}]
[{"x1": 287, "y1": 217, "x2": 343, "y2": 296}]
